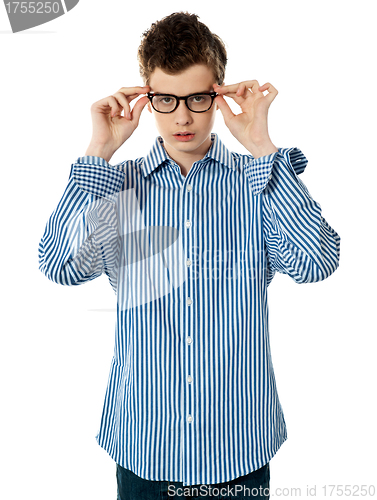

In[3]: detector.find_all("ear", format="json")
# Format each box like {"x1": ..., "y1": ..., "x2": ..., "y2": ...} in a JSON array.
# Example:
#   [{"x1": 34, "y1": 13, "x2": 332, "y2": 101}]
[{"x1": 147, "y1": 102, "x2": 152, "y2": 113}]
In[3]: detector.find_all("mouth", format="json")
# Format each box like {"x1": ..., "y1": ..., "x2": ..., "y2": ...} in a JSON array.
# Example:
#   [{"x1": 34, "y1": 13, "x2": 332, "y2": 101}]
[{"x1": 173, "y1": 132, "x2": 195, "y2": 142}]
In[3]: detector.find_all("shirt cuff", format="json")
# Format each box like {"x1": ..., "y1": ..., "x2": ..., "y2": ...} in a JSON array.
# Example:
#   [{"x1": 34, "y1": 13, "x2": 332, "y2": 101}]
[
  {"x1": 69, "y1": 155, "x2": 125, "y2": 201},
  {"x1": 244, "y1": 147, "x2": 308, "y2": 195}
]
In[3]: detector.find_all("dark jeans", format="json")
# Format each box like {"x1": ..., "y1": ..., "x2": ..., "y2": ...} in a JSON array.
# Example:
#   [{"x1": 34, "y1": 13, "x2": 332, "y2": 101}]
[{"x1": 116, "y1": 462, "x2": 270, "y2": 500}]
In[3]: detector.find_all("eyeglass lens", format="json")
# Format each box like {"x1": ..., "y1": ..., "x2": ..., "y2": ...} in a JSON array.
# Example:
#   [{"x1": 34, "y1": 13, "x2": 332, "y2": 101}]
[{"x1": 151, "y1": 94, "x2": 213, "y2": 113}]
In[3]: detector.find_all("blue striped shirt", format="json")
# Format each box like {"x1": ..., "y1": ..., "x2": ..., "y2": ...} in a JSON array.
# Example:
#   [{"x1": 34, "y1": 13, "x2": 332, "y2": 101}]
[{"x1": 38, "y1": 133, "x2": 340, "y2": 486}]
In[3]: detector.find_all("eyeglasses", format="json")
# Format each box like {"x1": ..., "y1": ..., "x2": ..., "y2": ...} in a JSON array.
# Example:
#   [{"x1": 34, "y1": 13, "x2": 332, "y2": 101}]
[{"x1": 147, "y1": 91, "x2": 218, "y2": 113}]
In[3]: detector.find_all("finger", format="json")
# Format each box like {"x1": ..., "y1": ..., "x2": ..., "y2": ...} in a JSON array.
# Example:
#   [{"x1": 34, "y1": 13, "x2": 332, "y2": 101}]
[
  {"x1": 215, "y1": 80, "x2": 260, "y2": 95},
  {"x1": 111, "y1": 92, "x2": 131, "y2": 119},
  {"x1": 114, "y1": 91, "x2": 149, "y2": 104},
  {"x1": 102, "y1": 95, "x2": 125, "y2": 118},
  {"x1": 249, "y1": 80, "x2": 260, "y2": 93},
  {"x1": 214, "y1": 95, "x2": 235, "y2": 126},
  {"x1": 259, "y1": 82, "x2": 278, "y2": 94},
  {"x1": 129, "y1": 95, "x2": 149, "y2": 125},
  {"x1": 236, "y1": 83, "x2": 246, "y2": 97},
  {"x1": 112, "y1": 87, "x2": 150, "y2": 118},
  {"x1": 214, "y1": 85, "x2": 248, "y2": 107},
  {"x1": 111, "y1": 86, "x2": 150, "y2": 116},
  {"x1": 258, "y1": 82, "x2": 278, "y2": 104},
  {"x1": 116, "y1": 86, "x2": 150, "y2": 96},
  {"x1": 215, "y1": 81, "x2": 260, "y2": 107}
]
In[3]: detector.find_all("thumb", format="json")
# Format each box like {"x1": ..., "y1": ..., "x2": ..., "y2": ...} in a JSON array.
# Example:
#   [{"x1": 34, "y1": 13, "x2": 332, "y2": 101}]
[
  {"x1": 130, "y1": 96, "x2": 149, "y2": 125},
  {"x1": 215, "y1": 95, "x2": 235, "y2": 126}
]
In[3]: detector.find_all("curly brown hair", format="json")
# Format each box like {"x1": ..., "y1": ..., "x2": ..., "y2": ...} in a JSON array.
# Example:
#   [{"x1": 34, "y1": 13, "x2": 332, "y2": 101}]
[{"x1": 137, "y1": 12, "x2": 227, "y2": 86}]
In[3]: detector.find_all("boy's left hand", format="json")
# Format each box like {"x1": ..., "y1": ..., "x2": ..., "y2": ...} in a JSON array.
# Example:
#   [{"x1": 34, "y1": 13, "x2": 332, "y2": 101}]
[{"x1": 214, "y1": 80, "x2": 279, "y2": 158}]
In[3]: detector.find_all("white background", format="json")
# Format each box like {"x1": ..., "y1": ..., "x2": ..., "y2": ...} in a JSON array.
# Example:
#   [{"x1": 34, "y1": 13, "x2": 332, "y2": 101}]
[{"x1": 1, "y1": 0, "x2": 376, "y2": 498}]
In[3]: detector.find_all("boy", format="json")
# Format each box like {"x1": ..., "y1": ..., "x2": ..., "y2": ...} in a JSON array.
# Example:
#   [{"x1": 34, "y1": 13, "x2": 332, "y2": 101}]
[{"x1": 38, "y1": 12, "x2": 340, "y2": 500}]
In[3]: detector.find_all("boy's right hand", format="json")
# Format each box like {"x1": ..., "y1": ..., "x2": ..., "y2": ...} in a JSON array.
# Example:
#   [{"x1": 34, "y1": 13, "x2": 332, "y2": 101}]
[{"x1": 85, "y1": 86, "x2": 150, "y2": 162}]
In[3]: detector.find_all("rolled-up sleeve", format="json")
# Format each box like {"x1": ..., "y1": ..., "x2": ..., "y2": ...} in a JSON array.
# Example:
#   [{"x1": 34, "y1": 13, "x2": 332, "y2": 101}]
[
  {"x1": 38, "y1": 156, "x2": 125, "y2": 292},
  {"x1": 244, "y1": 147, "x2": 340, "y2": 284}
]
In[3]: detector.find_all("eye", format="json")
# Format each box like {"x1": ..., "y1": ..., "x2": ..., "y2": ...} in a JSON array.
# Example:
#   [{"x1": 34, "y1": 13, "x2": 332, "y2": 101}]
[
  {"x1": 192, "y1": 95, "x2": 205, "y2": 103},
  {"x1": 158, "y1": 96, "x2": 174, "y2": 105}
]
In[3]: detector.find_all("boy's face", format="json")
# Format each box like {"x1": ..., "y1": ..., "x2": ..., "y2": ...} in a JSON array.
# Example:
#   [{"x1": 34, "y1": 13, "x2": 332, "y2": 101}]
[{"x1": 148, "y1": 64, "x2": 218, "y2": 166}]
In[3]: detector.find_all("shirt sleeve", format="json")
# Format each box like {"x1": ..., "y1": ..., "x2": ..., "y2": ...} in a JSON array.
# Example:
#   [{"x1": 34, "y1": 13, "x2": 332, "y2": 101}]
[
  {"x1": 38, "y1": 156, "x2": 125, "y2": 293},
  {"x1": 244, "y1": 147, "x2": 341, "y2": 285}
]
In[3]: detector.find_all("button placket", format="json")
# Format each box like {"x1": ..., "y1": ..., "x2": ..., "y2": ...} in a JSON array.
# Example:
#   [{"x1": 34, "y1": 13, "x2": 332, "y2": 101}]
[{"x1": 185, "y1": 179, "x2": 194, "y2": 427}]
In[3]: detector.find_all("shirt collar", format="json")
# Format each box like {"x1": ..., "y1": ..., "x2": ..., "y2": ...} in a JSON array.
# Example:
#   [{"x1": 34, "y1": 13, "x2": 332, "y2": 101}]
[{"x1": 142, "y1": 133, "x2": 236, "y2": 178}]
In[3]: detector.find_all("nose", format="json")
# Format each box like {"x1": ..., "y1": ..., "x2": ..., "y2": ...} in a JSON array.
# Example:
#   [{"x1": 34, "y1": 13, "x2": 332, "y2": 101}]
[{"x1": 174, "y1": 100, "x2": 193, "y2": 125}]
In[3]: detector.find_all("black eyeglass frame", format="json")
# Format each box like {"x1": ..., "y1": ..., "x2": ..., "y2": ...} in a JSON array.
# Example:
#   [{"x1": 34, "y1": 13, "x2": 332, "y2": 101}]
[{"x1": 147, "y1": 91, "x2": 218, "y2": 113}]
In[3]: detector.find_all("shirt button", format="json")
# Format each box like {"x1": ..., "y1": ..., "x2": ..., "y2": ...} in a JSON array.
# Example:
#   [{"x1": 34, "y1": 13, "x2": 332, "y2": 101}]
[
  {"x1": 187, "y1": 184, "x2": 192, "y2": 191},
  {"x1": 186, "y1": 220, "x2": 191, "y2": 228},
  {"x1": 186, "y1": 259, "x2": 191, "y2": 266},
  {"x1": 188, "y1": 415, "x2": 193, "y2": 423},
  {"x1": 187, "y1": 337, "x2": 192, "y2": 344},
  {"x1": 187, "y1": 298, "x2": 192, "y2": 306},
  {"x1": 187, "y1": 375, "x2": 193, "y2": 383}
]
